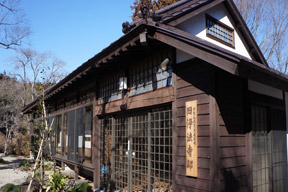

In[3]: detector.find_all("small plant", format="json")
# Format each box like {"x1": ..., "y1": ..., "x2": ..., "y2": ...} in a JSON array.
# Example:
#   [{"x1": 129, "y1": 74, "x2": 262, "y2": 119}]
[
  {"x1": 0, "y1": 158, "x2": 6, "y2": 164},
  {"x1": 72, "y1": 182, "x2": 93, "y2": 192},
  {"x1": 19, "y1": 160, "x2": 30, "y2": 171},
  {"x1": 0, "y1": 183, "x2": 21, "y2": 192},
  {"x1": 43, "y1": 163, "x2": 53, "y2": 171},
  {"x1": 45, "y1": 171, "x2": 70, "y2": 192}
]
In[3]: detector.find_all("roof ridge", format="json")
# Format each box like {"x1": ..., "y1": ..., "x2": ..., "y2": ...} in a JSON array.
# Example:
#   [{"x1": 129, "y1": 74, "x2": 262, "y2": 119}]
[{"x1": 156, "y1": 0, "x2": 193, "y2": 14}]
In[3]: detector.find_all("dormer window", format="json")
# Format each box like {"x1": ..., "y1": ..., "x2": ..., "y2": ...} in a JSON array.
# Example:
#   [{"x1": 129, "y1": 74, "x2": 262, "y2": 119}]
[{"x1": 206, "y1": 14, "x2": 234, "y2": 48}]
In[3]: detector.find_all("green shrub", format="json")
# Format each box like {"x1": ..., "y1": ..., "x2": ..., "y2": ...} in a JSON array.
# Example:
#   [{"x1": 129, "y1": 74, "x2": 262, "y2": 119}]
[
  {"x1": 0, "y1": 183, "x2": 21, "y2": 192},
  {"x1": 72, "y1": 182, "x2": 93, "y2": 192},
  {"x1": 0, "y1": 158, "x2": 6, "y2": 164},
  {"x1": 45, "y1": 171, "x2": 69, "y2": 192},
  {"x1": 43, "y1": 163, "x2": 53, "y2": 171},
  {"x1": 19, "y1": 160, "x2": 30, "y2": 171}
]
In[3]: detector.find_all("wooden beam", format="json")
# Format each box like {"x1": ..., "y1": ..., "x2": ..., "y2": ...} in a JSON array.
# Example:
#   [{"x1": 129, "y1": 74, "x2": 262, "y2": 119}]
[
  {"x1": 97, "y1": 36, "x2": 140, "y2": 66},
  {"x1": 95, "y1": 86, "x2": 175, "y2": 115},
  {"x1": 153, "y1": 31, "x2": 239, "y2": 75}
]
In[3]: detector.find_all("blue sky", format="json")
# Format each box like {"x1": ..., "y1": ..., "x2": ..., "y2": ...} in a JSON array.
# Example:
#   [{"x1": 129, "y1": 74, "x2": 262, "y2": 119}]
[{"x1": 1, "y1": 0, "x2": 134, "y2": 75}]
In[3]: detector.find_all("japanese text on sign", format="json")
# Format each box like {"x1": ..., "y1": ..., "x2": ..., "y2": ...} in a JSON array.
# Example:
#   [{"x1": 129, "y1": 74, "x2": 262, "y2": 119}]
[{"x1": 186, "y1": 100, "x2": 198, "y2": 177}]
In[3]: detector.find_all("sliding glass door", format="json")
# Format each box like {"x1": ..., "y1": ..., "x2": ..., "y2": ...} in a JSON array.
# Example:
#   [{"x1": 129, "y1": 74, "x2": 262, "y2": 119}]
[
  {"x1": 251, "y1": 104, "x2": 287, "y2": 192},
  {"x1": 100, "y1": 106, "x2": 173, "y2": 192}
]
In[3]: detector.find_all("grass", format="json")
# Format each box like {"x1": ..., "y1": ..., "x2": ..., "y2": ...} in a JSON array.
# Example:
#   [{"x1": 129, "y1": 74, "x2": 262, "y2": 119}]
[{"x1": 0, "y1": 183, "x2": 21, "y2": 192}]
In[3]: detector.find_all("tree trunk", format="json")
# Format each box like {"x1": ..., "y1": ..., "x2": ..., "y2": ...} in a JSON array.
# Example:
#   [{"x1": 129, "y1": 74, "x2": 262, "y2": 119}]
[{"x1": 4, "y1": 125, "x2": 11, "y2": 156}]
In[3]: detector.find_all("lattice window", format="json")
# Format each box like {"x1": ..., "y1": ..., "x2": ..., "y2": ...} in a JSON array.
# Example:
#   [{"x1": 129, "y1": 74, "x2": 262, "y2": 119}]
[
  {"x1": 99, "y1": 118, "x2": 113, "y2": 185},
  {"x1": 56, "y1": 114, "x2": 62, "y2": 154},
  {"x1": 99, "y1": 106, "x2": 172, "y2": 191},
  {"x1": 99, "y1": 73, "x2": 124, "y2": 104},
  {"x1": 84, "y1": 106, "x2": 93, "y2": 163},
  {"x1": 252, "y1": 105, "x2": 270, "y2": 192},
  {"x1": 63, "y1": 112, "x2": 68, "y2": 156},
  {"x1": 206, "y1": 14, "x2": 234, "y2": 48},
  {"x1": 114, "y1": 117, "x2": 129, "y2": 190},
  {"x1": 150, "y1": 106, "x2": 173, "y2": 191},
  {"x1": 68, "y1": 110, "x2": 76, "y2": 161},
  {"x1": 129, "y1": 53, "x2": 172, "y2": 97},
  {"x1": 131, "y1": 114, "x2": 149, "y2": 191},
  {"x1": 251, "y1": 105, "x2": 287, "y2": 192}
]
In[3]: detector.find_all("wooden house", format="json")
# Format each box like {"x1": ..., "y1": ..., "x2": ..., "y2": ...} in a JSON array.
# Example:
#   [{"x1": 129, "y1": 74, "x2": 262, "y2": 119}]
[{"x1": 23, "y1": 0, "x2": 288, "y2": 191}]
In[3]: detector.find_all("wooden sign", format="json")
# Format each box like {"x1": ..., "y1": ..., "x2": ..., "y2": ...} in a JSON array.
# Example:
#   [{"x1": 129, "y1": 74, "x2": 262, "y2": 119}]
[{"x1": 186, "y1": 100, "x2": 198, "y2": 177}]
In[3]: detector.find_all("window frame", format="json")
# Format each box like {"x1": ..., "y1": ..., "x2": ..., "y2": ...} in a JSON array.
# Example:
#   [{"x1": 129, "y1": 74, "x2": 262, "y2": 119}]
[
  {"x1": 206, "y1": 14, "x2": 235, "y2": 49},
  {"x1": 251, "y1": 104, "x2": 287, "y2": 192}
]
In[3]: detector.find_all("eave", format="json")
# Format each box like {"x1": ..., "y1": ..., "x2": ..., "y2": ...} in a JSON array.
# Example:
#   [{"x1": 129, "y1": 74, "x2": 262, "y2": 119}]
[
  {"x1": 23, "y1": 22, "x2": 288, "y2": 114},
  {"x1": 22, "y1": 24, "x2": 161, "y2": 114}
]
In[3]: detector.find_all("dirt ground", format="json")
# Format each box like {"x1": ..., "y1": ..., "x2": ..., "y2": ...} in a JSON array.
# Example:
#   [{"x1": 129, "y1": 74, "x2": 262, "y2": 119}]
[{"x1": 0, "y1": 153, "x2": 31, "y2": 189}]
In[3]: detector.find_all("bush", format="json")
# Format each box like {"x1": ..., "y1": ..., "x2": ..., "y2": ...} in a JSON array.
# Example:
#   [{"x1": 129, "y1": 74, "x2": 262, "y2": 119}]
[
  {"x1": 45, "y1": 171, "x2": 70, "y2": 192},
  {"x1": 0, "y1": 183, "x2": 21, "y2": 192},
  {"x1": 19, "y1": 160, "x2": 30, "y2": 171},
  {"x1": 0, "y1": 158, "x2": 6, "y2": 164},
  {"x1": 10, "y1": 133, "x2": 29, "y2": 156},
  {"x1": 0, "y1": 132, "x2": 5, "y2": 153},
  {"x1": 72, "y1": 182, "x2": 93, "y2": 192}
]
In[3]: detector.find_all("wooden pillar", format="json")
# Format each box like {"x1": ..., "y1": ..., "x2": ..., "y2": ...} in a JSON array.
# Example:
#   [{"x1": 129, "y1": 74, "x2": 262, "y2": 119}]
[
  {"x1": 93, "y1": 101, "x2": 100, "y2": 189},
  {"x1": 53, "y1": 159, "x2": 56, "y2": 171},
  {"x1": 210, "y1": 95, "x2": 220, "y2": 192},
  {"x1": 74, "y1": 166, "x2": 79, "y2": 180},
  {"x1": 172, "y1": 69, "x2": 178, "y2": 192},
  {"x1": 61, "y1": 161, "x2": 65, "y2": 170}
]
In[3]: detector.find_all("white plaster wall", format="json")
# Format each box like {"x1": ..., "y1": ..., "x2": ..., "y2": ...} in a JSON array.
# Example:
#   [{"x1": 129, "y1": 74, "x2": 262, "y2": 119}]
[
  {"x1": 176, "y1": 4, "x2": 252, "y2": 60},
  {"x1": 176, "y1": 49, "x2": 195, "y2": 64}
]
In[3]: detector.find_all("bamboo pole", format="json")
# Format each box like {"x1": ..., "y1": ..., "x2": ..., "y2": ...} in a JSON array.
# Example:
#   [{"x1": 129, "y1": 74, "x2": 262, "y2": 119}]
[{"x1": 27, "y1": 98, "x2": 54, "y2": 192}]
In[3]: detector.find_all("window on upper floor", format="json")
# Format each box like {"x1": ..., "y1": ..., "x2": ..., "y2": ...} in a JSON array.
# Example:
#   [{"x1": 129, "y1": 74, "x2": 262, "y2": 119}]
[
  {"x1": 98, "y1": 72, "x2": 125, "y2": 104},
  {"x1": 129, "y1": 53, "x2": 172, "y2": 97},
  {"x1": 206, "y1": 14, "x2": 234, "y2": 48},
  {"x1": 98, "y1": 51, "x2": 173, "y2": 104}
]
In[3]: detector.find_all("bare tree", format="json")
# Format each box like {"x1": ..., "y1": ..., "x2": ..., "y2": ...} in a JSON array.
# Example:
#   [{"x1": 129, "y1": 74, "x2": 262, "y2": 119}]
[
  {"x1": 0, "y1": 74, "x2": 27, "y2": 155},
  {"x1": 12, "y1": 49, "x2": 29, "y2": 105},
  {"x1": 234, "y1": 0, "x2": 288, "y2": 73},
  {"x1": 11, "y1": 48, "x2": 66, "y2": 104},
  {"x1": 0, "y1": 0, "x2": 30, "y2": 49}
]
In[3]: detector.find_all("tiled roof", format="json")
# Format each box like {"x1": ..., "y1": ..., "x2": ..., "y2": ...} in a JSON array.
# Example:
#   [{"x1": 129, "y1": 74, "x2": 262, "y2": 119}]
[{"x1": 156, "y1": 0, "x2": 212, "y2": 23}]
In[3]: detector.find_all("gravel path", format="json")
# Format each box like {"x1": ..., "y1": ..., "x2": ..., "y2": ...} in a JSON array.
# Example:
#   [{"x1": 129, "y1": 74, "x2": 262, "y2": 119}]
[{"x1": 0, "y1": 154, "x2": 31, "y2": 188}]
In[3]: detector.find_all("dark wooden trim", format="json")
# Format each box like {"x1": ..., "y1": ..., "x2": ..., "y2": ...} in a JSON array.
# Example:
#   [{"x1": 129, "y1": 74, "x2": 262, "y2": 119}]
[
  {"x1": 238, "y1": 61, "x2": 288, "y2": 92},
  {"x1": 95, "y1": 86, "x2": 175, "y2": 115},
  {"x1": 244, "y1": 80, "x2": 253, "y2": 192},
  {"x1": 210, "y1": 95, "x2": 219, "y2": 192},
  {"x1": 205, "y1": 14, "x2": 235, "y2": 49},
  {"x1": 153, "y1": 31, "x2": 238, "y2": 75},
  {"x1": 172, "y1": 57, "x2": 178, "y2": 191},
  {"x1": 93, "y1": 105, "x2": 101, "y2": 188},
  {"x1": 248, "y1": 91, "x2": 285, "y2": 110},
  {"x1": 48, "y1": 102, "x2": 93, "y2": 118},
  {"x1": 54, "y1": 157, "x2": 94, "y2": 171}
]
